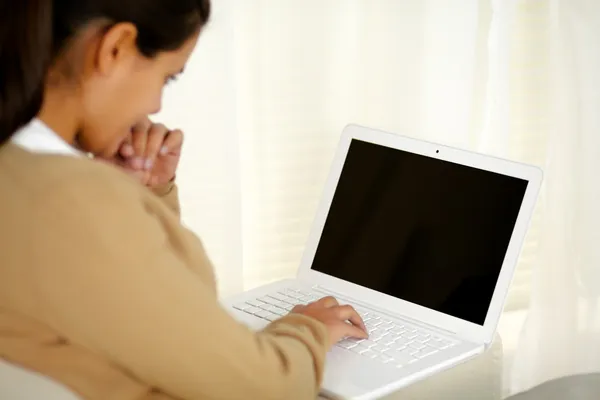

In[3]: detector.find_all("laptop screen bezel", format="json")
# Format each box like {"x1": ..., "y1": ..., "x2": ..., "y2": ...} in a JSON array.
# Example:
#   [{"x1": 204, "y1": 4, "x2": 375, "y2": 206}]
[{"x1": 297, "y1": 124, "x2": 543, "y2": 345}]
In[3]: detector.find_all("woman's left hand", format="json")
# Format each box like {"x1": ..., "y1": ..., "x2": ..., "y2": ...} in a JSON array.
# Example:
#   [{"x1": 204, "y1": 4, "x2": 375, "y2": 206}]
[{"x1": 109, "y1": 118, "x2": 184, "y2": 187}]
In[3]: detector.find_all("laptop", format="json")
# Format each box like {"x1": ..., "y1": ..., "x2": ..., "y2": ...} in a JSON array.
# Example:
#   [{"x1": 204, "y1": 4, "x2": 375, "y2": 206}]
[{"x1": 224, "y1": 124, "x2": 543, "y2": 400}]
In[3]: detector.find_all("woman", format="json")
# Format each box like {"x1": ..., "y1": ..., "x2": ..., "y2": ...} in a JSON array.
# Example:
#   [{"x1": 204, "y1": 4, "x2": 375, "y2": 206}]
[{"x1": 0, "y1": 1, "x2": 368, "y2": 399}]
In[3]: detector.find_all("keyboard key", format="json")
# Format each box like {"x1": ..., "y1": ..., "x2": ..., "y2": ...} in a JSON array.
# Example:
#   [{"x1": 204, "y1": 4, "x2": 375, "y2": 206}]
[
  {"x1": 244, "y1": 306, "x2": 261, "y2": 314},
  {"x1": 265, "y1": 314, "x2": 279, "y2": 322},
  {"x1": 415, "y1": 346, "x2": 438, "y2": 358},
  {"x1": 360, "y1": 340, "x2": 377, "y2": 348},
  {"x1": 381, "y1": 338, "x2": 397, "y2": 347},
  {"x1": 257, "y1": 297, "x2": 274, "y2": 305},
  {"x1": 284, "y1": 290, "x2": 303, "y2": 299},
  {"x1": 392, "y1": 351, "x2": 418, "y2": 366},
  {"x1": 380, "y1": 355, "x2": 395, "y2": 364},
  {"x1": 254, "y1": 310, "x2": 271, "y2": 319},
  {"x1": 233, "y1": 303, "x2": 249, "y2": 311},
  {"x1": 380, "y1": 322, "x2": 394, "y2": 331},
  {"x1": 390, "y1": 327, "x2": 406, "y2": 335},
  {"x1": 407, "y1": 348, "x2": 420, "y2": 356},
  {"x1": 270, "y1": 307, "x2": 286, "y2": 316},
  {"x1": 408, "y1": 342, "x2": 426, "y2": 350},
  {"x1": 395, "y1": 337, "x2": 412, "y2": 346},
  {"x1": 337, "y1": 341, "x2": 358, "y2": 350},
  {"x1": 277, "y1": 292, "x2": 298, "y2": 301},
  {"x1": 371, "y1": 344, "x2": 389, "y2": 353},
  {"x1": 281, "y1": 303, "x2": 294, "y2": 311},
  {"x1": 245, "y1": 300, "x2": 264, "y2": 308},
  {"x1": 361, "y1": 350, "x2": 377, "y2": 358},
  {"x1": 268, "y1": 294, "x2": 290, "y2": 303},
  {"x1": 416, "y1": 335, "x2": 430, "y2": 343},
  {"x1": 265, "y1": 305, "x2": 282, "y2": 313},
  {"x1": 366, "y1": 321, "x2": 382, "y2": 329},
  {"x1": 350, "y1": 344, "x2": 371, "y2": 354},
  {"x1": 370, "y1": 330, "x2": 388, "y2": 339},
  {"x1": 258, "y1": 303, "x2": 272, "y2": 311},
  {"x1": 345, "y1": 337, "x2": 365, "y2": 345}
]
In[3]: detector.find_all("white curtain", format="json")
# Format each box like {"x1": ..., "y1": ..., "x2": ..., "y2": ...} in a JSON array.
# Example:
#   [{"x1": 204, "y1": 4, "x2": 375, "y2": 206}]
[
  {"x1": 510, "y1": 0, "x2": 600, "y2": 394},
  {"x1": 154, "y1": 0, "x2": 600, "y2": 393},
  {"x1": 233, "y1": 0, "x2": 488, "y2": 291},
  {"x1": 159, "y1": 0, "x2": 488, "y2": 296}
]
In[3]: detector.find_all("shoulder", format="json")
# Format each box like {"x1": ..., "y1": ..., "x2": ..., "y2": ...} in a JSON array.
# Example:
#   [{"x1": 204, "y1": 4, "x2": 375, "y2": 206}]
[
  {"x1": 1, "y1": 145, "x2": 186, "y2": 256},
  {"x1": 1, "y1": 143, "x2": 145, "y2": 201},
  {"x1": 26, "y1": 154, "x2": 180, "y2": 261},
  {"x1": 2, "y1": 150, "x2": 170, "y2": 227}
]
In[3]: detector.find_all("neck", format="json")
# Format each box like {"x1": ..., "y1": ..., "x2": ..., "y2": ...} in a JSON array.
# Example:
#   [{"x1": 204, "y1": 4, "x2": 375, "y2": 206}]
[{"x1": 37, "y1": 87, "x2": 81, "y2": 145}]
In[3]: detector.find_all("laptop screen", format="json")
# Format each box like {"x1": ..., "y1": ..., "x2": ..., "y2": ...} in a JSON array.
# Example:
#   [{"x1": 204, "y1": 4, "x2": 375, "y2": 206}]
[{"x1": 310, "y1": 139, "x2": 528, "y2": 325}]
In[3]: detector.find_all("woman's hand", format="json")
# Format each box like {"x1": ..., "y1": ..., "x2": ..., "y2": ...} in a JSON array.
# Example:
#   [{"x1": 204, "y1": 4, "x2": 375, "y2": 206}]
[
  {"x1": 105, "y1": 118, "x2": 183, "y2": 187},
  {"x1": 292, "y1": 296, "x2": 368, "y2": 347}
]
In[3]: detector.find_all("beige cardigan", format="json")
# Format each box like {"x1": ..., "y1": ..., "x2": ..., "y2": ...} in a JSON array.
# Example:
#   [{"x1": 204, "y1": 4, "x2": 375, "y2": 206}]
[{"x1": 0, "y1": 121, "x2": 328, "y2": 400}]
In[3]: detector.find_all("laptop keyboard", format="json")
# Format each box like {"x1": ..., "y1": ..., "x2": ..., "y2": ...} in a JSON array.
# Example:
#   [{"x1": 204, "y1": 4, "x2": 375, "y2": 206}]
[{"x1": 232, "y1": 286, "x2": 457, "y2": 368}]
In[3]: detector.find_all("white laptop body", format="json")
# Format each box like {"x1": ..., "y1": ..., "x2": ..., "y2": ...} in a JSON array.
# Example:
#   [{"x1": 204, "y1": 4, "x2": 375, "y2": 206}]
[{"x1": 224, "y1": 124, "x2": 543, "y2": 400}]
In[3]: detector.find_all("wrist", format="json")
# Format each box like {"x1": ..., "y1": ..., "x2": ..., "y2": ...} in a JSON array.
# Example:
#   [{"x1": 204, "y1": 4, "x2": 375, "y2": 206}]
[{"x1": 151, "y1": 176, "x2": 176, "y2": 196}]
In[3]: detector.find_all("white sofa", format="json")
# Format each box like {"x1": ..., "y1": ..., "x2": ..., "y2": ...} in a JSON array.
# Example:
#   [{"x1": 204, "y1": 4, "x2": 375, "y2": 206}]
[
  {"x1": 1, "y1": 336, "x2": 502, "y2": 400},
  {"x1": 0, "y1": 359, "x2": 80, "y2": 400}
]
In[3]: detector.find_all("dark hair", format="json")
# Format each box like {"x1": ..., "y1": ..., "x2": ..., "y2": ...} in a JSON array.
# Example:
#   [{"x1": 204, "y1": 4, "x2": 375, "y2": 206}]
[{"x1": 0, "y1": 0, "x2": 210, "y2": 145}]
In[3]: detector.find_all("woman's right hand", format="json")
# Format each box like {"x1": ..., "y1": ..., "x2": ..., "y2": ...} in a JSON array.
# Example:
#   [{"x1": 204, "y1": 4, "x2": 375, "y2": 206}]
[{"x1": 291, "y1": 296, "x2": 369, "y2": 347}]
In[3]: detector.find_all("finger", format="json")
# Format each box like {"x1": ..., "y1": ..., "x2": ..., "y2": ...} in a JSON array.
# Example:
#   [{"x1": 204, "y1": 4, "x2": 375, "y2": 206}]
[
  {"x1": 339, "y1": 322, "x2": 369, "y2": 340},
  {"x1": 144, "y1": 123, "x2": 168, "y2": 170},
  {"x1": 130, "y1": 125, "x2": 148, "y2": 169},
  {"x1": 291, "y1": 305, "x2": 306, "y2": 313},
  {"x1": 316, "y1": 296, "x2": 339, "y2": 308},
  {"x1": 120, "y1": 143, "x2": 135, "y2": 158},
  {"x1": 159, "y1": 129, "x2": 184, "y2": 156},
  {"x1": 119, "y1": 136, "x2": 135, "y2": 158},
  {"x1": 335, "y1": 305, "x2": 368, "y2": 334}
]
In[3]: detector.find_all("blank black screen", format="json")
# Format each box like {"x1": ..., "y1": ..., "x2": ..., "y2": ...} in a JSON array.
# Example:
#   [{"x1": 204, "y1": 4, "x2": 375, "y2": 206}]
[{"x1": 311, "y1": 139, "x2": 528, "y2": 325}]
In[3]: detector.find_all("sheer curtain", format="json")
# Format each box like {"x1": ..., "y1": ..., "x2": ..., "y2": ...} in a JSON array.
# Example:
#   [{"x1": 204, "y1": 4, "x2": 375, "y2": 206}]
[
  {"x1": 509, "y1": 0, "x2": 600, "y2": 393},
  {"x1": 233, "y1": 0, "x2": 487, "y2": 291},
  {"x1": 153, "y1": 1, "x2": 600, "y2": 394},
  {"x1": 154, "y1": 0, "x2": 600, "y2": 393},
  {"x1": 156, "y1": 0, "x2": 492, "y2": 297}
]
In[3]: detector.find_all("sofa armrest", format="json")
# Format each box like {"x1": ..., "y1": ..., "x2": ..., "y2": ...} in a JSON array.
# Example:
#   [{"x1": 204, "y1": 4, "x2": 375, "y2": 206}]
[{"x1": 0, "y1": 359, "x2": 81, "y2": 400}]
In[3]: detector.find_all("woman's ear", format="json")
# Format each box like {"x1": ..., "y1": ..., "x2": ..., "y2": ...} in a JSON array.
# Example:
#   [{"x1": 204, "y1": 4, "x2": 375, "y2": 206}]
[{"x1": 95, "y1": 22, "x2": 139, "y2": 77}]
